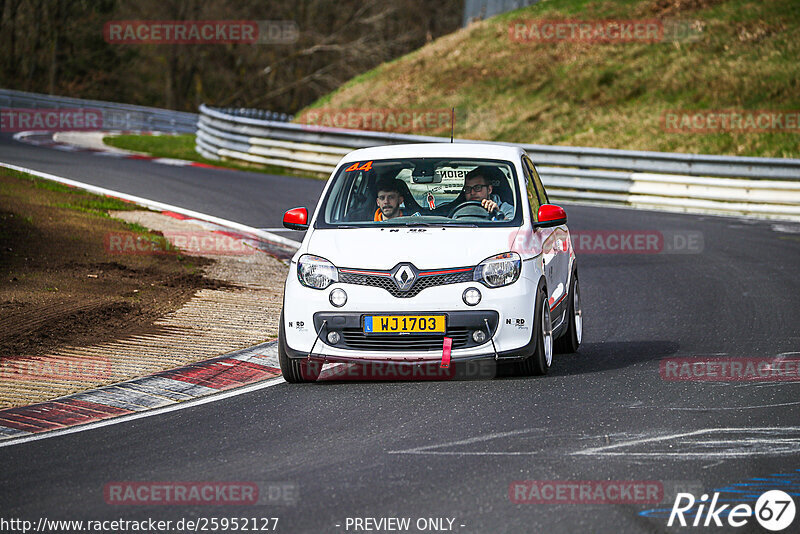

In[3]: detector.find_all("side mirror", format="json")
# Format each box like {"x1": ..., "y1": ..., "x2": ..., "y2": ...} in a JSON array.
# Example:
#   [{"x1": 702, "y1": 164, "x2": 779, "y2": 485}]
[
  {"x1": 283, "y1": 207, "x2": 309, "y2": 230},
  {"x1": 535, "y1": 204, "x2": 567, "y2": 228}
]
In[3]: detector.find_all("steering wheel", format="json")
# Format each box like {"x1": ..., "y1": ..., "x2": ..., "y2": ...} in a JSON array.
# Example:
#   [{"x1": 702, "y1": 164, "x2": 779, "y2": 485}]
[{"x1": 447, "y1": 200, "x2": 494, "y2": 219}]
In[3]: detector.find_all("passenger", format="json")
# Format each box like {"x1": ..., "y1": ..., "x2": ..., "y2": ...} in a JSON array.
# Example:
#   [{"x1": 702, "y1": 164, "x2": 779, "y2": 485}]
[
  {"x1": 374, "y1": 177, "x2": 406, "y2": 221},
  {"x1": 462, "y1": 166, "x2": 514, "y2": 220}
]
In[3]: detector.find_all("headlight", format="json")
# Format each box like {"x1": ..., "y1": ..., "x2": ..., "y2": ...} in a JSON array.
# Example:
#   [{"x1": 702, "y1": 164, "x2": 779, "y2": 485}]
[
  {"x1": 474, "y1": 252, "x2": 521, "y2": 288},
  {"x1": 297, "y1": 254, "x2": 338, "y2": 289}
]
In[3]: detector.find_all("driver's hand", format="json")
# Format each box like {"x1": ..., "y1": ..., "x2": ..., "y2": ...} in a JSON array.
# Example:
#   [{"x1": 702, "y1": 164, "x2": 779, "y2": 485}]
[{"x1": 481, "y1": 199, "x2": 499, "y2": 213}]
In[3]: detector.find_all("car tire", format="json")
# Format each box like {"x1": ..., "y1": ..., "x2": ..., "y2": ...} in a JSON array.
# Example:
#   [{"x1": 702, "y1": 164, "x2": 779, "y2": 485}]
[
  {"x1": 278, "y1": 312, "x2": 322, "y2": 383},
  {"x1": 554, "y1": 271, "x2": 582, "y2": 354},
  {"x1": 516, "y1": 284, "x2": 553, "y2": 376}
]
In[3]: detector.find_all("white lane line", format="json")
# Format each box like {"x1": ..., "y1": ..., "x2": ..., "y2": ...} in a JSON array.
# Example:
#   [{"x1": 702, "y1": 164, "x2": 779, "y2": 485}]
[
  {"x1": 0, "y1": 376, "x2": 286, "y2": 449},
  {"x1": 628, "y1": 401, "x2": 800, "y2": 411},
  {"x1": 387, "y1": 429, "x2": 540, "y2": 455},
  {"x1": 573, "y1": 428, "x2": 726, "y2": 455},
  {"x1": 771, "y1": 224, "x2": 800, "y2": 234},
  {"x1": 388, "y1": 427, "x2": 800, "y2": 458},
  {"x1": 573, "y1": 426, "x2": 800, "y2": 458},
  {"x1": 0, "y1": 161, "x2": 302, "y2": 250},
  {"x1": 152, "y1": 158, "x2": 193, "y2": 166},
  {"x1": 732, "y1": 381, "x2": 800, "y2": 389}
]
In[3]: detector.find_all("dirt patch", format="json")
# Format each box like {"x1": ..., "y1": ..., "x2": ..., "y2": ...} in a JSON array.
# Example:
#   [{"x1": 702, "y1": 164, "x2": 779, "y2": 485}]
[
  {"x1": 0, "y1": 169, "x2": 289, "y2": 409},
  {"x1": 0, "y1": 170, "x2": 228, "y2": 359}
]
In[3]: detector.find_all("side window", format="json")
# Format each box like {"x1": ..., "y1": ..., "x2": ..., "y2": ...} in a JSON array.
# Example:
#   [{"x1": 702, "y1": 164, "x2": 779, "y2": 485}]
[
  {"x1": 522, "y1": 159, "x2": 541, "y2": 222},
  {"x1": 331, "y1": 170, "x2": 370, "y2": 222},
  {"x1": 525, "y1": 158, "x2": 549, "y2": 205},
  {"x1": 345, "y1": 171, "x2": 366, "y2": 214}
]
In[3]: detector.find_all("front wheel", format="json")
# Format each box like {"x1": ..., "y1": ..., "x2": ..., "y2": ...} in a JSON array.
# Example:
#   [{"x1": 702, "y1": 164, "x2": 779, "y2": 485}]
[
  {"x1": 278, "y1": 312, "x2": 321, "y2": 383},
  {"x1": 516, "y1": 286, "x2": 553, "y2": 376},
  {"x1": 554, "y1": 272, "x2": 582, "y2": 354}
]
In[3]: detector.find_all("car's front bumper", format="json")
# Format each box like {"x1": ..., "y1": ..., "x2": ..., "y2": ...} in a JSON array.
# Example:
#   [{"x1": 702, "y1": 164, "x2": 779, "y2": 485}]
[
  {"x1": 282, "y1": 265, "x2": 540, "y2": 363},
  {"x1": 281, "y1": 335, "x2": 535, "y2": 364}
]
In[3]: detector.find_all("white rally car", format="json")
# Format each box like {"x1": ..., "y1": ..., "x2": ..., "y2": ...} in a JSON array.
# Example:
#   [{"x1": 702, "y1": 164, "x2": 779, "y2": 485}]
[{"x1": 279, "y1": 143, "x2": 581, "y2": 382}]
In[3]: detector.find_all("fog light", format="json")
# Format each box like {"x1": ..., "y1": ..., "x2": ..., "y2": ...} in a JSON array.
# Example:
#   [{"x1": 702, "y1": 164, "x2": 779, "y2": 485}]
[
  {"x1": 472, "y1": 330, "x2": 487, "y2": 343},
  {"x1": 462, "y1": 287, "x2": 481, "y2": 306},
  {"x1": 329, "y1": 288, "x2": 347, "y2": 307},
  {"x1": 327, "y1": 331, "x2": 341, "y2": 344}
]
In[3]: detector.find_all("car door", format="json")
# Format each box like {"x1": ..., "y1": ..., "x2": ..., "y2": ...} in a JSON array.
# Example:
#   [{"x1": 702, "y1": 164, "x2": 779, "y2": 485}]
[{"x1": 523, "y1": 156, "x2": 571, "y2": 322}]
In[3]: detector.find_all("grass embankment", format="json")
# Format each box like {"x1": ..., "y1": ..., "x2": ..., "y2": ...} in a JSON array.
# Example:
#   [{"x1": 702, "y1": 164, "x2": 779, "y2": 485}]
[
  {"x1": 0, "y1": 168, "x2": 215, "y2": 359},
  {"x1": 298, "y1": 0, "x2": 800, "y2": 158},
  {"x1": 104, "y1": 134, "x2": 319, "y2": 178}
]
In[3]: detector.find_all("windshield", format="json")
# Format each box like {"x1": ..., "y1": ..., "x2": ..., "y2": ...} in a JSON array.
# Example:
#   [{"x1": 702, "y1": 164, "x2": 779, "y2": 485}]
[{"x1": 316, "y1": 157, "x2": 522, "y2": 228}]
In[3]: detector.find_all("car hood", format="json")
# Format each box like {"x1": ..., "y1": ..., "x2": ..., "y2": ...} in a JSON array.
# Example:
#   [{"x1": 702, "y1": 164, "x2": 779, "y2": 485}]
[{"x1": 305, "y1": 227, "x2": 520, "y2": 270}]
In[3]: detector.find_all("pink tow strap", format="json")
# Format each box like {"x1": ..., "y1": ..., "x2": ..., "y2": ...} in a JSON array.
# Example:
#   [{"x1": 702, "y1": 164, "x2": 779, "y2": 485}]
[{"x1": 441, "y1": 337, "x2": 452, "y2": 368}]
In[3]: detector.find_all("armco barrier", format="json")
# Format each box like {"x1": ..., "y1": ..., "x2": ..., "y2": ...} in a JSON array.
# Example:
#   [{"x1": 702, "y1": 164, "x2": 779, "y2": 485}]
[
  {"x1": 1, "y1": 88, "x2": 198, "y2": 133},
  {"x1": 196, "y1": 104, "x2": 800, "y2": 221},
  {"x1": 5, "y1": 91, "x2": 797, "y2": 221}
]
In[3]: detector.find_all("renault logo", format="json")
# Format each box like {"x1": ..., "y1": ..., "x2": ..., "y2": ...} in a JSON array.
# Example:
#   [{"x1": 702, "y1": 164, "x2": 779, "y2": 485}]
[{"x1": 392, "y1": 264, "x2": 417, "y2": 291}]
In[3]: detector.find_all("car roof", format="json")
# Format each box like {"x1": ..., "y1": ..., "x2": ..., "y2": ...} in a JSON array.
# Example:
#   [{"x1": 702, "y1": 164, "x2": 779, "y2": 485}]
[{"x1": 339, "y1": 142, "x2": 525, "y2": 164}]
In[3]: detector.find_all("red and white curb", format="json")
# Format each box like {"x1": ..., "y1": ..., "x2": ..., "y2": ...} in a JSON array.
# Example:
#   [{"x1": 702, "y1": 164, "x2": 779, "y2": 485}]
[
  {"x1": 13, "y1": 130, "x2": 232, "y2": 171},
  {"x1": 0, "y1": 341, "x2": 282, "y2": 446}
]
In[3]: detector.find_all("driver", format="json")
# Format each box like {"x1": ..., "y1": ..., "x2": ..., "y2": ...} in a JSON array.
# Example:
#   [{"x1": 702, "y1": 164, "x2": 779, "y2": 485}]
[
  {"x1": 374, "y1": 177, "x2": 405, "y2": 221},
  {"x1": 462, "y1": 166, "x2": 514, "y2": 220}
]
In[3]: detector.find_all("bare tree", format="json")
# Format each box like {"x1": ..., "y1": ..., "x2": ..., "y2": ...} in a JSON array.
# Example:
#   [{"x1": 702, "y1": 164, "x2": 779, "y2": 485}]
[{"x1": 0, "y1": 0, "x2": 462, "y2": 113}]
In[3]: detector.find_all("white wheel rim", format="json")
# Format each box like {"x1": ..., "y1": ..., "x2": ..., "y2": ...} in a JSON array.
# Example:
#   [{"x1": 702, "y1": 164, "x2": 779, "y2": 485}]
[
  {"x1": 574, "y1": 279, "x2": 582, "y2": 344},
  {"x1": 542, "y1": 300, "x2": 553, "y2": 367}
]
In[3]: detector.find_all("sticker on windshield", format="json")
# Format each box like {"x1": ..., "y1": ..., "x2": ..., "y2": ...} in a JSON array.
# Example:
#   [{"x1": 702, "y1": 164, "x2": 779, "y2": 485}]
[
  {"x1": 344, "y1": 161, "x2": 373, "y2": 172},
  {"x1": 435, "y1": 169, "x2": 468, "y2": 179}
]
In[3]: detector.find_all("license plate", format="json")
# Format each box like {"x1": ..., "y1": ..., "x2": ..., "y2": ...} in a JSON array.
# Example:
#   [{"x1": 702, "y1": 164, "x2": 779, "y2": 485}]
[{"x1": 363, "y1": 315, "x2": 445, "y2": 334}]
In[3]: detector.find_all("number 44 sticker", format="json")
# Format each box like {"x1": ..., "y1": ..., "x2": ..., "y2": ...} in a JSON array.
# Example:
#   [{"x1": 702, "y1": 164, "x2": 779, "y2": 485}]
[{"x1": 345, "y1": 161, "x2": 373, "y2": 172}]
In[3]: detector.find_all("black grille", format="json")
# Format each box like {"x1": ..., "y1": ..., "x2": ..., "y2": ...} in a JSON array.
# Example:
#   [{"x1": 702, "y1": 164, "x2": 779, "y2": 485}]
[
  {"x1": 314, "y1": 311, "x2": 499, "y2": 353},
  {"x1": 339, "y1": 269, "x2": 473, "y2": 298},
  {"x1": 341, "y1": 327, "x2": 471, "y2": 351}
]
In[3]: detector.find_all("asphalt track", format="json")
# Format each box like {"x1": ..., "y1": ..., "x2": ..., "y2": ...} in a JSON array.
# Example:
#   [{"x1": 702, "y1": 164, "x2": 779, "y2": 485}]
[{"x1": 1, "y1": 132, "x2": 799, "y2": 533}]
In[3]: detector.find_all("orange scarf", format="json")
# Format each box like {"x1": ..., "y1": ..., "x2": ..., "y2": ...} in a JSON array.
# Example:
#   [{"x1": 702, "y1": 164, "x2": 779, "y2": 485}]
[{"x1": 374, "y1": 208, "x2": 404, "y2": 221}]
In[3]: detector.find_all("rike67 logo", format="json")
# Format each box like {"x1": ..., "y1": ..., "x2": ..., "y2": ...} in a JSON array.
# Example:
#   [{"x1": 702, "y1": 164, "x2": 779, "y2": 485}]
[{"x1": 668, "y1": 490, "x2": 796, "y2": 531}]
